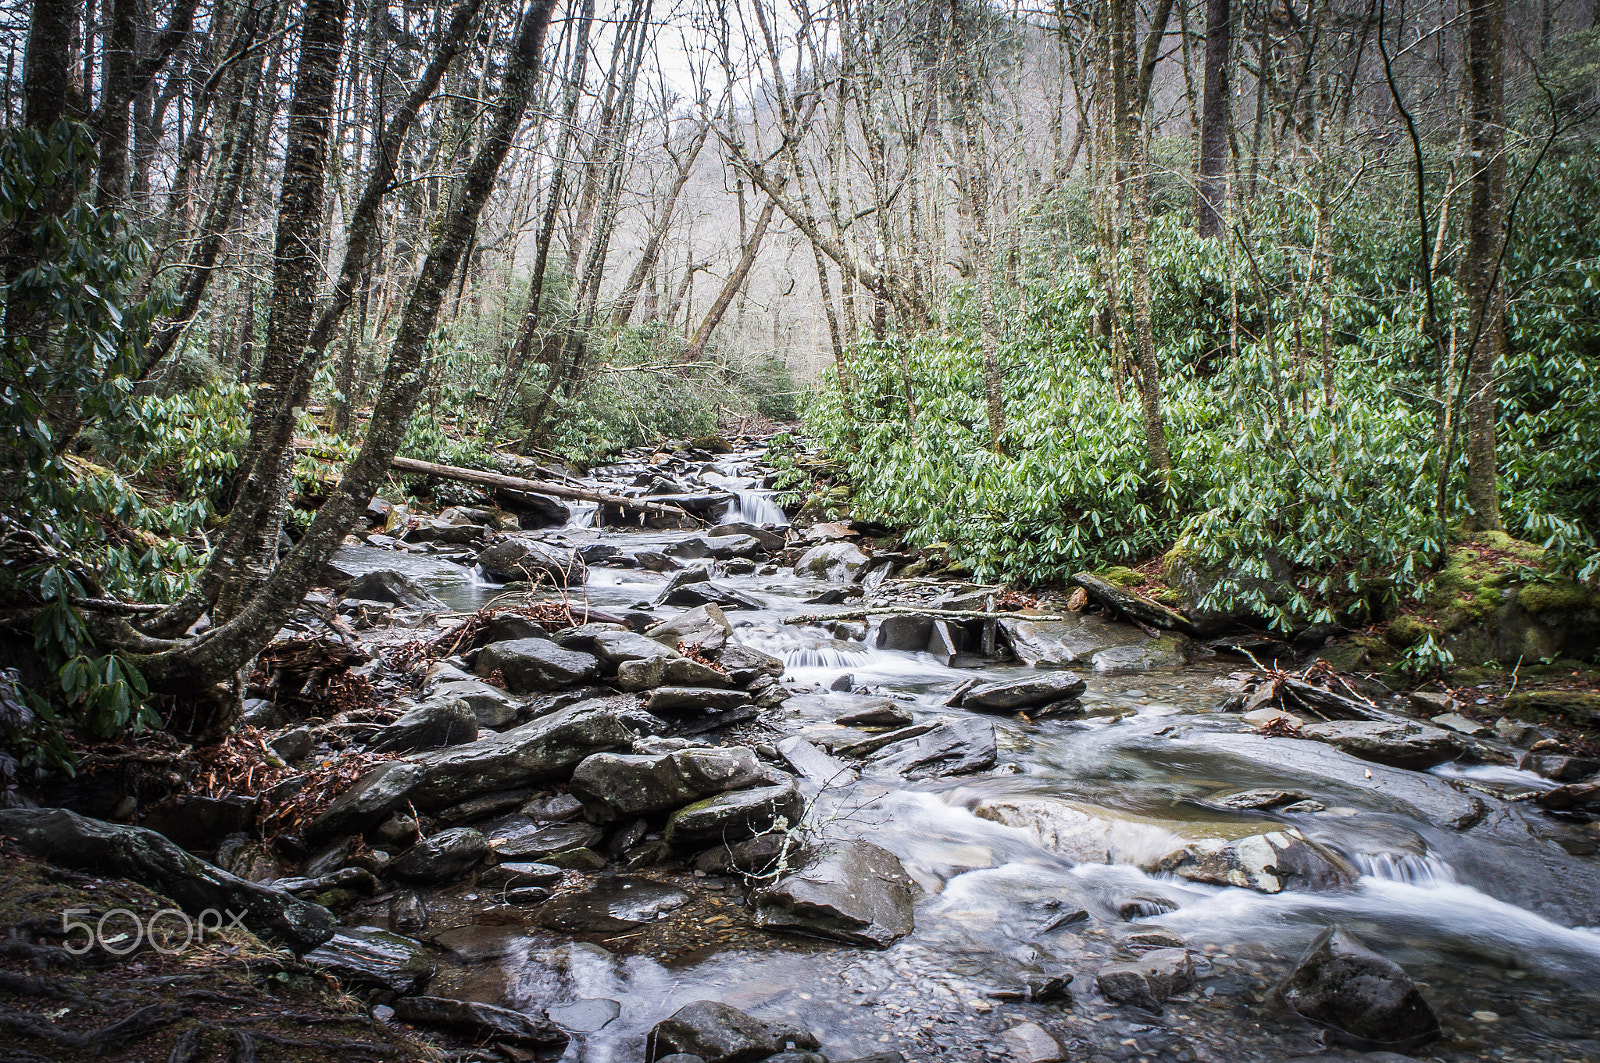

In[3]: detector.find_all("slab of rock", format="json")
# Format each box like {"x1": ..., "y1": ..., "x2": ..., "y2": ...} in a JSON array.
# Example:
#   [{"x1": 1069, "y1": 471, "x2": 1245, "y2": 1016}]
[
  {"x1": 392, "y1": 996, "x2": 568, "y2": 1046},
  {"x1": 833, "y1": 699, "x2": 914, "y2": 728},
  {"x1": 712, "y1": 643, "x2": 785, "y2": 684},
  {"x1": 1096, "y1": 948, "x2": 1195, "y2": 1013},
  {"x1": 392, "y1": 827, "x2": 488, "y2": 883},
  {"x1": 794, "y1": 541, "x2": 870, "y2": 582},
  {"x1": 547, "y1": 997, "x2": 623, "y2": 1033},
  {"x1": 1298, "y1": 720, "x2": 1462, "y2": 769},
  {"x1": 647, "y1": 1000, "x2": 814, "y2": 1063},
  {"x1": 557, "y1": 624, "x2": 682, "y2": 670},
  {"x1": 664, "y1": 784, "x2": 803, "y2": 847},
  {"x1": 476, "y1": 638, "x2": 600, "y2": 693},
  {"x1": 866, "y1": 718, "x2": 997, "y2": 778},
  {"x1": 303, "y1": 926, "x2": 434, "y2": 993},
  {"x1": 1148, "y1": 829, "x2": 1357, "y2": 893},
  {"x1": 753, "y1": 840, "x2": 915, "y2": 948},
  {"x1": 711, "y1": 522, "x2": 786, "y2": 552},
  {"x1": 1429, "y1": 712, "x2": 1490, "y2": 737},
  {"x1": 306, "y1": 761, "x2": 426, "y2": 843},
  {"x1": 0, "y1": 808, "x2": 336, "y2": 954},
  {"x1": 486, "y1": 818, "x2": 603, "y2": 860},
  {"x1": 1281, "y1": 926, "x2": 1440, "y2": 1050},
  {"x1": 425, "y1": 674, "x2": 521, "y2": 729},
  {"x1": 647, "y1": 603, "x2": 735, "y2": 651},
  {"x1": 618, "y1": 655, "x2": 732, "y2": 692},
  {"x1": 660, "y1": 581, "x2": 765, "y2": 611},
  {"x1": 998, "y1": 616, "x2": 1145, "y2": 668},
  {"x1": 537, "y1": 877, "x2": 690, "y2": 933},
  {"x1": 961, "y1": 672, "x2": 1087, "y2": 713},
  {"x1": 476, "y1": 538, "x2": 584, "y2": 583},
  {"x1": 876, "y1": 614, "x2": 936, "y2": 651},
  {"x1": 1000, "y1": 1022, "x2": 1068, "y2": 1063},
  {"x1": 644, "y1": 686, "x2": 754, "y2": 715},
  {"x1": 1091, "y1": 636, "x2": 1188, "y2": 673},
  {"x1": 776, "y1": 737, "x2": 858, "y2": 787},
  {"x1": 570, "y1": 746, "x2": 765, "y2": 822},
  {"x1": 371, "y1": 696, "x2": 478, "y2": 754},
  {"x1": 341, "y1": 569, "x2": 446, "y2": 611}
]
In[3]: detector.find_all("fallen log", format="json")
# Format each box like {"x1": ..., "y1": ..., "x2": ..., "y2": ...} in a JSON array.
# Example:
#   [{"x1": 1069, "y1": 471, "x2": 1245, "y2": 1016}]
[
  {"x1": 386, "y1": 455, "x2": 703, "y2": 522},
  {"x1": 784, "y1": 606, "x2": 1064, "y2": 624},
  {"x1": 1069, "y1": 572, "x2": 1195, "y2": 634}
]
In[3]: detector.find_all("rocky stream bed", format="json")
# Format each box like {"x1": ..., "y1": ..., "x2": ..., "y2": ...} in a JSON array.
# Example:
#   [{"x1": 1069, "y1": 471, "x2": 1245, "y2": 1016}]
[{"x1": 4, "y1": 438, "x2": 1600, "y2": 1063}]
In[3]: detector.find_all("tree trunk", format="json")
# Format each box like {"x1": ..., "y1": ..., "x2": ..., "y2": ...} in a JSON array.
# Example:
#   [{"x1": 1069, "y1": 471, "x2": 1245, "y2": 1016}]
[
  {"x1": 1195, "y1": 0, "x2": 1231, "y2": 236},
  {"x1": 1461, "y1": 0, "x2": 1505, "y2": 529},
  {"x1": 684, "y1": 191, "x2": 780, "y2": 361},
  {"x1": 23, "y1": 0, "x2": 74, "y2": 129}
]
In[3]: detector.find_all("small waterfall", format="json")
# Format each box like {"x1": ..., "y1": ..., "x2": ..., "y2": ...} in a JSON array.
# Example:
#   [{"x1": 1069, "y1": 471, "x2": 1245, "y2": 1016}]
[
  {"x1": 567, "y1": 502, "x2": 599, "y2": 529},
  {"x1": 1355, "y1": 852, "x2": 1458, "y2": 887},
  {"x1": 466, "y1": 564, "x2": 500, "y2": 588},
  {"x1": 725, "y1": 489, "x2": 789, "y2": 527},
  {"x1": 783, "y1": 645, "x2": 869, "y2": 669}
]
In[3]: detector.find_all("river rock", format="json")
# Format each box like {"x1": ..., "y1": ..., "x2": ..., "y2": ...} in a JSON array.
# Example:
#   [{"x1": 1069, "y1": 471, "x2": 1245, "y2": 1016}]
[
  {"x1": 1096, "y1": 948, "x2": 1195, "y2": 1013},
  {"x1": 1000, "y1": 1022, "x2": 1068, "y2": 1063},
  {"x1": 660, "y1": 581, "x2": 765, "y2": 610},
  {"x1": 537, "y1": 877, "x2": 690, "y2": 933},
  {"x1": 392, "y1": 996, "x2": 568, "y2": 1046},
  {"x1": 1298, "y1": 720, "x2": 1462, "y2": 769},
  {"x1": 1148, "y1": 829, "x2": 1358, "y2": 893},
  {"x1": 618, "y1": 655, "x2": 733, "y2": 692},
  {"x1": 664, "y1": 784, "x2": 804, "y2": 847},
  {"x1": 712, "y1": 522, "x2": 786, "y2": 552},
  {"x1": 998, "y1": 615, "x2": 1146, "y2": 668},
  {"x1": 303, "y1": 926, "x2": 434, "y2": 993},
  {"x1": 476, "y1": 538, "x2": 585, "y2": 583},
  {"x1": 570, "y1": 746, "x2": 766, "y2": 822},
  {"x1": 776, "y1": 737, "x2": 858, "y2": 787},
  {"x1": 548, "y1": 997, "x2": 623, "y2": 1033},
  {"x1": 1091, "y1": 635, "x2": 1189, "y2": 673},
  {"x1": 866, "y1": 717, "x2": 997, "y2": 777},
  {"x1": 0, "y1": 807, "x2": 336, "y2": 954},
  {"x1": 1281, "y1": 926, "x2": 1441, "y2": 1050},
  {"x1": 962, "y1": 672, "x2": 1087, "y2": 713},
  {"x1": 340, "y1": 569, "x2": 445, "y2": 612},
  {"x1": 647, "y1": 1000, "x2": 809, "y2": 1063},
  {"x1": 645, "y1": 686, "x2": 754, "y2": 715},
  {"x1": 701, "y1": 533, "x2": 768, "y2": 560},
  {"x1": 794, "y1": 541, "x2": 871, "y2": 582},
  {"x1": 833, "y1": 698, "x2": 914, "y2": 728},
  {"x1": 557, "y1": 623, "x2": 682, "y2": 671},
  {"x1": 391, "y1": 826, "x2": 488, "y2": 882},
  {"x1": 712, "y1": 642, "x2": 785, "y2": 684},
  {"x1": 426, "y1": 675, "x2": 521, "y2": 729},
  {"x1": 476, "y1": 638, "x2": 600, "y2": 692},
  {"x1": 391, "y1": 889, "x2": 428, "y2": 932},
  {"x1": 404, "y1": 517, "x2": 488, "y2": 545},
  {"x1": 974, "y1": 798, "x2": 1182, "y2": 865},
  {"x1": 371, "y1": 695, "x2": 479, "y2": 754},
  {"x1": 485, "y1": 818, "x2": 603, "y2": 860},
  {"x1": 647, "y1": 604, "x2": 734, "y2": 651},
  {"x1": 753, "y1": 840, "x2": 915, "y2": 947},
  {"x1": 876, "y1": 614, "x2": 936, "y2": 651}
]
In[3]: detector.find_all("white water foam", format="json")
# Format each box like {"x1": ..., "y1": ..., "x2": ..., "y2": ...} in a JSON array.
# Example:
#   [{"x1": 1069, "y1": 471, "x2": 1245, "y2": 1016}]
[
  {"x1": 725, "y1": 489, "x2": 789, "y2": 527},
  {"x1": 1354, "y1": 851, "x2": 1457, "y2": 887},
  {"x1": 567, "y1": 501, "x2": 600, "y2": 529}
]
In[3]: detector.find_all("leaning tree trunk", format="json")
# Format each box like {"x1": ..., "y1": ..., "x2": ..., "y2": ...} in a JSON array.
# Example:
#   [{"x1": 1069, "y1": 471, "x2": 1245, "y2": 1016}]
[{"x1": 128, "y1": 0, "x2": 558, "y2": 736}]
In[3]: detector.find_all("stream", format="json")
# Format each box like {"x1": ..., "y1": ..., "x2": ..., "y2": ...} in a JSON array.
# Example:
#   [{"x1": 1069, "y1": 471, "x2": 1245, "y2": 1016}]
[{"x1": 334, "y1": 445, "x2": 1600, "y2": 1063}]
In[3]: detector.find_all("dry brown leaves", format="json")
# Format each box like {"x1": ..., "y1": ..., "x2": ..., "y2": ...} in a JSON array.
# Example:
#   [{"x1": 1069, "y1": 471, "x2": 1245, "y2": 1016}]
[
  {"x1": 994, "y1": 589, "x2": 1038, "y2": 611},
  {"x1": 251, "y1": 635, "x2": 376, "y2": 719},
  {"x1": 677, "y1": 640, "x2": 727, "y2": 673},
  {"x1": 1258, "y1": 716, "x2": 1302, "y2": 737},
  {"x1": 192, "y1": 729, "x2": 398, "y2": 840}
]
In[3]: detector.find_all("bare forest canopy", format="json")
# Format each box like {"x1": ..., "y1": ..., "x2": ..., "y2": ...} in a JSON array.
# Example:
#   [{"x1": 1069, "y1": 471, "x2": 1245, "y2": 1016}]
[{"x1": 1, "y1": 0, "x2": 1599, "y2": 741}]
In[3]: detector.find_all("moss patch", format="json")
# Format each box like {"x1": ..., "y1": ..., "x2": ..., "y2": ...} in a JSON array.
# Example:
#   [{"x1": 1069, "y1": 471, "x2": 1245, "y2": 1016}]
[
  {"x1": 1503, "y1": 690, "x2": 1600, "y2": 728},
  {"x1": 1383, "y1": 615, "x2": 1437, "y2": 648},
  {"x1": 1096, "y1": 566, "x2": 1147, "y2": 588},
  {"x1": 1516, "y1": 581, "x2": 1600, "y2": 615}
]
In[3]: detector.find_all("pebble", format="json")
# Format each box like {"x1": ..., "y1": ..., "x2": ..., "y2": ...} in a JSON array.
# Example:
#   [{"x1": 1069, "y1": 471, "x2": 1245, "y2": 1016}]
[{"x1": 1474, "y1": 1010, "x2": 1500, "y2": 1022}]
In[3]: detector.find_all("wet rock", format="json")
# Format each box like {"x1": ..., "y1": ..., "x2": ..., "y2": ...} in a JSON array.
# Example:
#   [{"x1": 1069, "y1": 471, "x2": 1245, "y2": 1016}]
[
  {"x1": 136, "y1": 795, "x2": 258, "y2": 854},
  {"x1": 1000, "y1": 1021, "x2": 1068, "y2": 1062},
  {"x1": 1096, "y1": 948, "x2": 1195, "y2": 1013},
  {"x1": 647, "y1": 1000, "x2": 796, "y2": 1063},
  {"x1": 524, "y1": 792, "x2": 586, "y2": 822},
  {"x1": 392, "y1": 996, "x2": 568, "y2": 1046},
  {"x1": 371, "y1": 696, "x2": 478, "y2": 754},
  {"x1": 390, "y1": 889, "x2": 428, "y2": 932},
  {"x1": 0, "y1": 807, "x2": 336, "y2": 954},
  {"x1": 427, "y1": 679, "x2": 521, "y2": 729},
  {"x1": 1529, "y1": 753, "x2": 1600, "y2": 782},
  {"x1": 619, "y1": 655, "x2": 733, "y2": 692},
  {"x1": 404, "y1": 517, "x2": 488, "y2": 545},
  {"x1": 753, "y1": 840, "x2": 915, "y2": 948},
  {"x1": 303, "y1": 926, "x2": 434, "y2": 994},
  {"x1": 997, "y1": 615, "x2": 1144, "y2": 668},
  {"x1": 961, "y1": 672, "x2": 1087, "y2": 713},
  {"x1": 712, "y1": 643, "x2": 785, "y2": 685},
  {"x1": 1210, "y1": 788, "x2": 1310, "y2": 812},
  {"x1": 1160, "y1": 550, "x2": 1295, "y2": 635},
  {"x1": 269, "y1": 726, "x2": 314, "y2": 763},
  {"x1": 833, "y1": 698, "x2": 914, "y2": 728},
  {"x1": 1534, "y1": 780, "x2": 1600, "y2": 811},
  {"x1": 645, "y1": 686, "x2": 754, "y2": 715},
  {"x1": 701, "y1": 533, "x2": 768, "y2": 560},
  {"x1": 476, "y1": 538, "x2": 585, "y2": 583},
  {"x1": 866, "y1": 718, "x2": 997, "y2": 778},
  {"x1": 1148, "y1": 829, "x2": 1357, "y2": 893},
  {"x1": 1091, "y1": 635, "x2": 1189, "y2": 673},
  {"x1": 476, "y1": 638, "x2": 600, "y2": 693},
  {"x1": 1297, "y1": 720, "x2": 1462, "y2": 769},
  {"x1": 711, "y1": 522, "x2": 786, "y2": 552},
  {"x1": 664, "y1": 784, "x2": 804, "y2": 847},
  {"x1": 341, "y1": 569, "x2": 446, "y2": 612},
  {"x1": 794, "y1": 541, "x2": 871, "y2": 582},
  {"x1": 1072, "y1": 572, "x2": 1196, "y2": 633},
  {"x1": 647, "y1": 604, "x2": 734, "y2": 651},
  {"x1": 876, "y1": 614, "x2": 936, "y2": 651},
  {"x1": 537, "y1": 877, "x2": 690, "y2": 933},
  {"x1": 558, "y1": 623, "x2": 683, "y2": 670},
  {"x1": 570, "y1": 746, "x2": 765, "y2": 822},
  {"x1": 975, "y1": 798, "x2": 1177, "y2": 865},
  {"x1": 694, "y1": 833, "x2": 792, "y2": 876},
  {"x1": 431, "y1": 788, "x2": 536, "y2": 827},
  {"x1": 660, "y1": 581, "x2": 765, "y2": 611},
  {"x1": 1429, "y1": 712, "x2": 1490, "y2": 737},
  {"x1": 481, "y1": 861, "x2": 566, "y2": 887},
  {"x1": 392, "y1": 827, "x2": 489, "y2": 883},
  {"x1": 776, "y1": 737, "x2": 858, "y2": 787},
  {"x1": 1281, "y1": 926, "x2": 1441, "y2": 1050},
  {"x1": 548, "y1": 997, "x2": 622, "y2": 1033}
]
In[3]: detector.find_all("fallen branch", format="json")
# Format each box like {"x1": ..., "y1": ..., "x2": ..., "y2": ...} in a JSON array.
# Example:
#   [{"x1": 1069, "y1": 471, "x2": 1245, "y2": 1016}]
[
  {"x1": 386, "y1": 454, "x2": 702, "y2": 521},
  {"x1": 783, "y1": 607, "x2": 1063, "y2": 624}
]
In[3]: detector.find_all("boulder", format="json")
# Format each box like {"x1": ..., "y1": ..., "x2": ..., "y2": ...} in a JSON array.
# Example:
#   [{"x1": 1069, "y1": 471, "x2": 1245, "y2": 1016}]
[
  {"x1": 0, "y1": 808, "x2": 336, "y2": 954},
  {"x1": 306, "y1": 761, "x2": 425, "y2": 843},
  {"x1": 961, "y1": 672, "x2": 1087, "y2": 713},
  {"x1": 999, "y1": 1022, "x2": 1068, "y2": 1063},
  {"x1": 537, "y1": 877, "x2": 690, "y2": 933},
  {"x1": 1148, "y1": 829, "x2": 1358, "y2": 893},
  {"x1": 794, "y1": 541, "x2": 870, "y2": 582},
  {"x1": 1091, "y1": 636, "x2": 1189, "y2": 673},
  {"x1": 645, "y1": 686, "x2": 754, "y2": 714},
  {"x1": 865, "y1": 718, "x2": 997, "y2": 778},
  {"x1": 426, "y1": 676, "x2": 521, "y2": 729},
  {"x1": 664, "y1": 784, "x2": 804, "y2": 847},
  {"x1": 1280, "y1": 926, "x2": 1441, "y2": 1050},
  {"x1": 476, "y1": 538, "x2": 585, "y2": 583},
  {"x1": 1298, "y1": 720, "x2": 1462, "y2": 770},
  {"x1": 752, "y1": 840, "x2": 915, "y2": 948},
  {"x1": 303, "y1": 926, "x2": 434, "y2": 994},
  {"x1": 659, "y1": 581, "x2": 764, "y2": 610},
  {"x1": 647, "y1": 1001, "x2": 814, "y2": 1063},
  {"x1": 392, "y1": 996, "x2": 568, "y2": 1046},
  {"x1": 570, "y1": 747, "x2": 766, "y2": 822},
  {"x1": 391, "y1": 827, "x2": 488, "y2": 883},
  {"x1": 403, "y1": 518, "x2": 488, "y2": 545},
  {"x1": 776, "y1": 737, "x2": 858, "y2": 787},
  {"x1": 557, "y1": 623, "x2": 682, "y2": 670},
  {"x1": 647, "y1": 604, "x2": 734, "y2": 651},
  {"x1": 711, "y1": 522, "x2": 786, "y2": 552},
  {"x1": 997, "y1": 615, "x2": 1148, "y2": 668},
  {"x1": 618, "y1": 655, "x2": 732, "y2": 692},
  {"x1": 876, "y1": 614, "x2": 936, "y2": 652},
  {"x1": 701, "y1": 533, "x2": 768, "y2": 560},
  {"x1": 371, "y1": 696, "x2": 478, "y2": 754},
  {"x1": 476, "y1": 638, "x2": 600, "y2": 692},
  {"x1": 833, "y1": 699, "x2": 914, "y2": 728},
  {"x1": 1096, "y1": 948, "x2": 1195, "y2": 1014},
  {"x1": 340, "y1": 569, "x2": 445, "y2": 612},
  {"x1": 712, "y1": 643, "x2": 785, "y2": 684},
  {"x1": 1160, "y1": 549, "x2": 1295, "y2": 635},
  {"x1": 483, "y1": 818, "x2": 603, "y2": 860}
]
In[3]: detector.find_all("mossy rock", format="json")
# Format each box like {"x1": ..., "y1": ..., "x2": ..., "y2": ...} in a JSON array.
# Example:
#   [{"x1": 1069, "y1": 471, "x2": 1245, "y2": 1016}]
[
  {"x1": 1426, "y1": 534, "x2": 1600, "y2": 665},
  {"x1": 1096, "y1": 566, "x2": 1147, "y2": 588},
  {"x1": 1502, "y1": 690, "x2": 1600, "y2": 728},
  {"x1": 1383, "y1": 616, "x2": 1436, "y2": 648},
  {"x1": 1517, "y1": 580, "x2": 1600, "y2": 615}
]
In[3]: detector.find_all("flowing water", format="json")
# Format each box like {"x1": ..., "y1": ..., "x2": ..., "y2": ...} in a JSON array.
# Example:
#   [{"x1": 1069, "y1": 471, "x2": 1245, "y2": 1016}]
[{"x1": 349, "y1": 448, "x2": 1600, "y2": 1062}]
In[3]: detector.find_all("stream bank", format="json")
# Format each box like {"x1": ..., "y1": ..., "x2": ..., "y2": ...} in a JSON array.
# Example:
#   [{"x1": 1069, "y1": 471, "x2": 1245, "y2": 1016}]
[{"x1": 5, "y1": 435, "x2": 1600, "y2": 1063}]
